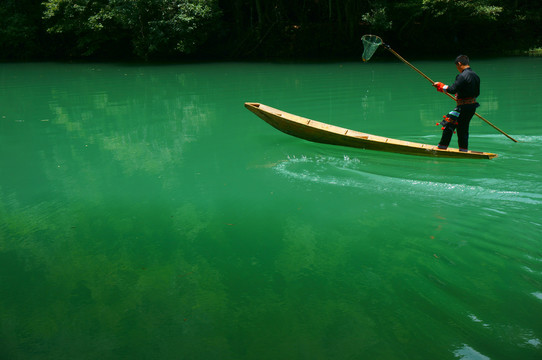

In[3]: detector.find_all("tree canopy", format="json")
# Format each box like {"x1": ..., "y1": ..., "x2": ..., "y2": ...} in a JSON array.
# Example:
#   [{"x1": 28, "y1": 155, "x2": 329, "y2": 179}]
[{"x1": 1, "y1": 0, "x2": 541, "y2": 61}]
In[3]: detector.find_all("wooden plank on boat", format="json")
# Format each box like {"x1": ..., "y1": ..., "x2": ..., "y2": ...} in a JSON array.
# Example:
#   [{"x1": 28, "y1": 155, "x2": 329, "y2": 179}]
[{"x1": 244, "y1": 102, "x2": 497, "y2": 159}]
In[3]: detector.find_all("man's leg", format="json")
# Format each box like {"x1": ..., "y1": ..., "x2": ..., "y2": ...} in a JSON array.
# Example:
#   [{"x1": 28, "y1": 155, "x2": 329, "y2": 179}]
[
  {"x1": 438, "y1": 123, "x2": 456, "y2": 149},
  {"x1": 457, "y1": 107, "x2": 476, "y2": 150},
  {"x1": 438, "y1": 108, "x2": 461, "y2": 149}
]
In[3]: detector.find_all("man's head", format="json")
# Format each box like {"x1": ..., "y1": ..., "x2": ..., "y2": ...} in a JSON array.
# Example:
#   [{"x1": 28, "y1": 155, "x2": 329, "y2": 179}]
[{"x1": 455, "y1": 55, "x2": 470, "y2": 72}]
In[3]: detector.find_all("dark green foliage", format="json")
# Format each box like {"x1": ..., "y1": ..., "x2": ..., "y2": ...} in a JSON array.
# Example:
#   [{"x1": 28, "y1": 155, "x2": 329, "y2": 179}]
[
  {"x1": 40, "y1": 0, "x2": 221, "y2": 60},
  {"x1": 0, "y1": 0, "x2": 541, "y2": 61},
  {"x1": 0, "y1": 0, "x2": 46, "y2": 60}
]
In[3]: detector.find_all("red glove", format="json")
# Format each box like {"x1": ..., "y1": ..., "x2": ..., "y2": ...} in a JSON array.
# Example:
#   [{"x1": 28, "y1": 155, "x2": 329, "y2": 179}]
[{"x1": 433, "y1": 82, "x2": 448, "y2": 93}]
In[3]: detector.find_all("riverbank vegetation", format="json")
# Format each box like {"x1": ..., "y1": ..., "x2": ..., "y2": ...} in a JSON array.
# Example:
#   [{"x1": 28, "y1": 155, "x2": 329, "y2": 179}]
[{"x1": 1, "y1": 0, "x2": 541, "y2": 61}]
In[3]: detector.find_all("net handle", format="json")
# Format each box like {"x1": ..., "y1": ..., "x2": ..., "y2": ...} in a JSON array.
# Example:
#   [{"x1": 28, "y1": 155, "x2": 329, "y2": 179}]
[
  {"x1": 383, "y1": 45, "x2": 434, "y2": 84},
  {"x1": 370, "y1": 38, "x2": 518, "y2": 143},
  {"x1": 362, "y1": 35, "x2": 434, "y2": 83}
]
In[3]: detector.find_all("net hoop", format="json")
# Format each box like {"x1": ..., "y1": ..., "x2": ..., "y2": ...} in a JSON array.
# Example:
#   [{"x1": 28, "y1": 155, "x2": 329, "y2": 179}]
[{"x1": 361, "y1": 34, "x2": 383, "y2": 62}]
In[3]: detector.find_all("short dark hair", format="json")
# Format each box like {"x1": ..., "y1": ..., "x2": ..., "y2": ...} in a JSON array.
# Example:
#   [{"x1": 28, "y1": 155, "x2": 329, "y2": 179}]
[{"x1": 455, "y1": 55, "x2": 469, "y2": 65}]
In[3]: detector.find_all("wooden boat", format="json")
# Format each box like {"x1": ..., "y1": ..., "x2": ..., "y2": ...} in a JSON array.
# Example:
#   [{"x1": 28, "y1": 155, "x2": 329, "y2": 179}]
[{"x1": 245, "y1": 103, "x2": 497, "y2": 159}]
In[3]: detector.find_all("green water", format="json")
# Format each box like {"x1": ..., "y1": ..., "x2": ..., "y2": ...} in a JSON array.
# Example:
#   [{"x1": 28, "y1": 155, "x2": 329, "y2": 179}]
[{"x1": 1, "y1": 59, "x2": 541, "y2": 359}]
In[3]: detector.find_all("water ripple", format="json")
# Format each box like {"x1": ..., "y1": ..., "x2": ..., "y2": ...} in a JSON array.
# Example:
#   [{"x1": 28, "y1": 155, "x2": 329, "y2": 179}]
[
  {"x1": 453, "y1": 344, "x2": 490, "y2": 360},
  {"x1": 274, "y1": 155, "x2": 542, "y2": 205}
]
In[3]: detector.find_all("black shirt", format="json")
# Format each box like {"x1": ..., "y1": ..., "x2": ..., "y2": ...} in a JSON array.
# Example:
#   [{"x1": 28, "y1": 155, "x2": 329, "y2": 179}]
[{"x1": 446, "y1": 67, "x2": 480, "y2": 99}]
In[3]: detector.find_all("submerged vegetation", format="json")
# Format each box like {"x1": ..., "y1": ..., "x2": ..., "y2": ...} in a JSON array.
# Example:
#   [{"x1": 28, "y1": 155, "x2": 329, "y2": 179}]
[{"x1": 0, "y1": 0, "x2": 541, "y2": 60}]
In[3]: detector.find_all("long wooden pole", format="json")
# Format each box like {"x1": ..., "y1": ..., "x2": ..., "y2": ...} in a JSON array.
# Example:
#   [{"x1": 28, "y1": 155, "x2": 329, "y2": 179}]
[{"x1": 383, "y1": 45, "x2": 518, "y2": 143}]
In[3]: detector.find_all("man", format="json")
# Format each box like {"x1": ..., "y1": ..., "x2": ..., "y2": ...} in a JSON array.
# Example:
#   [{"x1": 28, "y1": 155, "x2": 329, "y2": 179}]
[{"x1": 433, "y1": 55, "x2": 480, "y2": 151}]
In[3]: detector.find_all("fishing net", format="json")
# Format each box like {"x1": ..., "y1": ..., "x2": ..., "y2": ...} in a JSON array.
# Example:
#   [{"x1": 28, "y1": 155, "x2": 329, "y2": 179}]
[{"x1": 361, "y1": 34, "x2": 383, "y2": 62}]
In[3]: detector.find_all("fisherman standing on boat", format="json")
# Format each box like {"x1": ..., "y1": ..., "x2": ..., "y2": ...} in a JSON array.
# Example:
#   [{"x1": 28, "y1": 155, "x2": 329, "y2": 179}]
[{"x1": 433, "y1": 55, "x2": 480, "y2": 151}]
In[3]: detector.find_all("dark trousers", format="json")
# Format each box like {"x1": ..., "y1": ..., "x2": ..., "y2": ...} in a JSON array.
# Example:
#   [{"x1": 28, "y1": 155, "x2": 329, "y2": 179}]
[{"x1": 439, "y1": 104, "x2": 477, "y2": 150}]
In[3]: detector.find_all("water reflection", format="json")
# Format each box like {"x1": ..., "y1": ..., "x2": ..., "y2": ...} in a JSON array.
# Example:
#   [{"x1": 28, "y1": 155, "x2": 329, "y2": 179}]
[{"x1": 42, "y1": 65, "x2": 217, "y2": 179}]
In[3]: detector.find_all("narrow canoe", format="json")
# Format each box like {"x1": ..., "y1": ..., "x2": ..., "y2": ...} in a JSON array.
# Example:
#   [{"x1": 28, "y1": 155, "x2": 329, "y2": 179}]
[{"x1": 245, "y1": 102, "x2": 497, "y2": 159}]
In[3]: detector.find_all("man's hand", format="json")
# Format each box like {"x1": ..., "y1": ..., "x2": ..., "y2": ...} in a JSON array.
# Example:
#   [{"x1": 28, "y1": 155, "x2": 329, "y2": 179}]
[{"x1": 433, "y1": 82, "x2": 448, "y2": 93}]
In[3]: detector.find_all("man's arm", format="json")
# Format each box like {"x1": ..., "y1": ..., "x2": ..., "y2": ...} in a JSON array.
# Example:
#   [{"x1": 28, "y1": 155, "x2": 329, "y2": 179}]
[{"x1": 444, "y1": 73, "x2": 465, "y2": 95}]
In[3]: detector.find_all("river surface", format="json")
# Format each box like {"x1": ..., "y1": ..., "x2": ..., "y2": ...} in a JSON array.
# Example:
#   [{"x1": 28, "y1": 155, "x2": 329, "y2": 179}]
[{"x1": 1, "y1": 58, "x2": 541, "y2": 359}]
